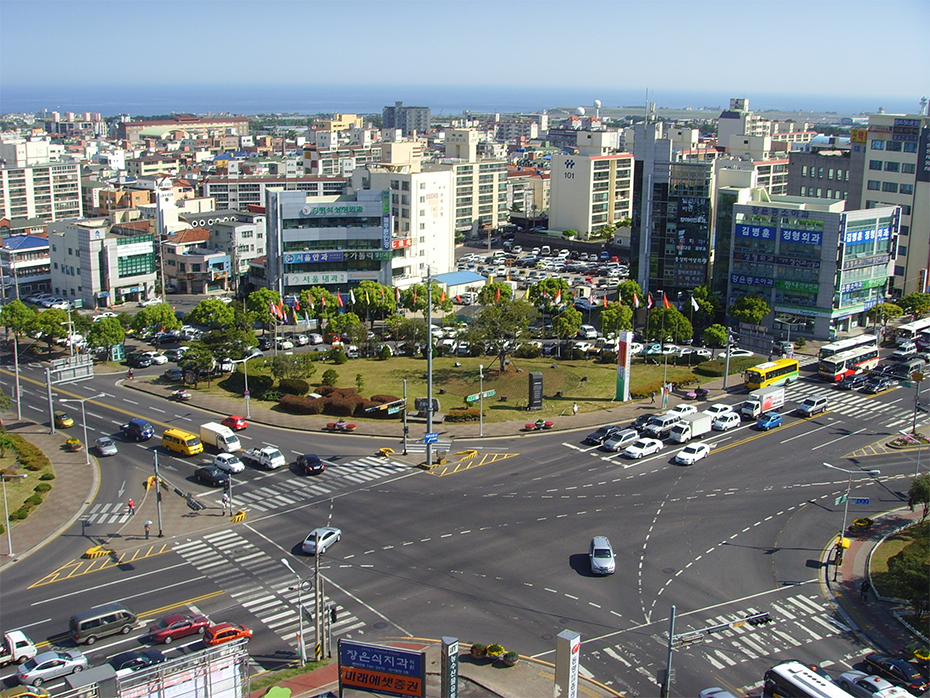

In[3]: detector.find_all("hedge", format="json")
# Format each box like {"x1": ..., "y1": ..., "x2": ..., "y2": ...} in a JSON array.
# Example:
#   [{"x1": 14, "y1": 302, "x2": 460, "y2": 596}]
[
  {"x1": 278, "y1": 378, "x2": 311, "y2": 396},
  {"x1": 445, "y1": 407, "x2": 482, "y2": 422},
  {"x1": 694, "y1": 356, "x2": 758, "y2": 378},
  {"x1": 278, "y1": 394, "x2": 324, "y2": 415},
  {"x1": 221, "y1": 372, "x2": 274, "y2": 398}
]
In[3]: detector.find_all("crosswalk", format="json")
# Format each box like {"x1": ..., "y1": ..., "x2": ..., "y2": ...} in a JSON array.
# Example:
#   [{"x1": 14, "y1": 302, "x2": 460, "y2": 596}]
[
  {"x1": 227, "y1": 456, "x2": 410, "y2": 514},
  {"x1": 404, "y1": 439, "x2": 453, "y2": 454},
  {"x1": 82, "y1": 501, "x2": 132, "y2": 525},
  {"x1": 174, "y1": 529, "x2": 363, "y2": 651},
  {"x1": 789, "y1": 379, "x2": 912, "y2": 429}
]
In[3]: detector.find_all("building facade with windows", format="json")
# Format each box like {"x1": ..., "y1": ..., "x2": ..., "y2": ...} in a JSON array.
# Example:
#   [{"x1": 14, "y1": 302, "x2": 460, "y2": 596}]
[
  {"x1": 1, "y1": 234, "x2": 51, "y2": 301},
  {"x1": 423, "y1": 159, "x2": 508, "y2": 235},
  {"x1": 728, "y1": 195, "x2": 898, "y2": 339},
  {"x1": 549, "y1": 151, "x2": 634, "y2": 237},
  {"x1": 0, "y1": 162, "x2": 82, "y2": 223},
  {"x1": 202, "y1": 176, "x2": 347, "y2": 211},
  {"x1": 855, "y1": 113, "x2": 930, "y2": 295},
  {"x1": 382, "y1": 102, "x2": 431, "y2": 136}
]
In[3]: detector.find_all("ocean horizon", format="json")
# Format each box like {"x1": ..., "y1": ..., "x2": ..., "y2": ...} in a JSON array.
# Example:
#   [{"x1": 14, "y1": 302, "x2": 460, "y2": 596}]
[{"x1": 0, "y1": 83, "x2": 918, "y2": 119}]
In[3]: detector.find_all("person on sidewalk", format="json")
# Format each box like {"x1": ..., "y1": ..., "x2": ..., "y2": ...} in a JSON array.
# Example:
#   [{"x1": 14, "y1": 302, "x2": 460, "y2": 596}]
[
  {"x1": 650, "y1": 391, "x2": 656, "y2": 404},
  {"x1": 127, "y1": 498, "x2": 135, "y2": 516},
  {"x1": 860, "y1": 580, "x2": 871, "y2": 601},
  {"x1": 572, "y1": 403, "x2": 578, "y2": 416},
  {"x1": 222, "y1": 493, "x2": 230, "y2": 515},
  {"x1": 144, "y1": 522, "x2": 150, "y2": 540}
]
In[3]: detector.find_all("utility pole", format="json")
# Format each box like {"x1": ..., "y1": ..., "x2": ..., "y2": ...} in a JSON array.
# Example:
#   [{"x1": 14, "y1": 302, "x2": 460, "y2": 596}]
[
  {"x1": 45, "y1": 367, "x2": 55, "y2": 435},
  {"x1": 13, "y1": 333, "x2": 21, "y2": 420},
  {"x1": 153, "y1": 450, "x2": 164, "y2": 537},
  {"x1": 723, "y1": 328, "x2": 733, "y2": 390},
  {"x1": 402, "y1": 379, "x2": 408, "y2": 455},
  {"x1": 426, "y1": 267, "x2": 434, "y2": 467},
  {"x1": 660, "y1": 605, "x2": 676, "y2": 698},
  {"x1": 314, "y1": 531, "x2": 324, "y2": 661}
]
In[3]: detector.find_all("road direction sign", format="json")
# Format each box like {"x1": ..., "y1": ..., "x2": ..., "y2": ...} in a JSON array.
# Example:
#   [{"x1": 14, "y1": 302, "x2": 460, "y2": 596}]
[
  {"x1": 855, "y1": 498, "x2": 870, "y2": 505},
  {"x1": 424, "y1": 432, "x2": 439, "y2": 444},
  {"x1": 387, "y1": 405, "x2": 401, "y2": 415},
  {"x1": 482, "y1": 389, "x2": 496, "y2": 398},
  {"x1": 835, "y1": 494, "x2": 847, "y2": 506},
  {"x1": 465, "y1": 393, "x2": 480, "y2": 403}
]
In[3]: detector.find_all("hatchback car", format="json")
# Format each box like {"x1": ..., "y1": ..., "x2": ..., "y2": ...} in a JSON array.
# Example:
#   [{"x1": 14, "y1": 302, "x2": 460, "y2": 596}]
[
  {"x1": 589, "y1": 536, "x2": 615, "y2": 575},
  {"x1": 203, "y1": 622, "x2": 253, "y2": 647},
  {"x1": 713, "y1": 412, "x2": 742, "y2": 431},
  {"x1": 17, "y1": 650, "x2": 88, "y2": 686},
  {"x1": 196, "y1": 465, "x2": 229, "y2": 487},
  {"x1": 863, "y1": 653, "x2": 929, "y2": 695},
  {"x1": 213, "y1": 453, "x2": 245, "y2": 474},
  {"x1": 221, "y1": 415, "x2": 247, "y2": 431},
  {"x1": 53, "y1": 411, "x2": 74, "y2": 428},
  {"x1": 110, "y1": 649, "x2": 166, "y2": 673},
  {"x1": 756, "y1": 412, "x2": 783, "y2": 431},
  {"x1": 95, "y1": 437, "x2": 118, "y2": 456},
  {"x1": 0, "y1": 687, "x2": 50, "y2": 698},
  {"x1": 583, "y1": 425, "x2": 621, "y2": 446},
  {"x1": 297, "y1": 454, "x2": 326, "y2": 475},
  {"x1": 703, "y1": 404, "x2": 734, "y2": 419},
  {"x1": 675, "y1": 443, "x2": 711, "y2": 465},
  {"x1": 623, "y1": 438, "x2": 664, "y2": 459},
  {"x1": 839, "y1": 669, "x2": 912, "y2": 698},
  {"x1": 148, "y1": 613, "x2": 210, "y2": 644},
  {"x1": 302, "y1": 526, "x2": 342, "y2": 554}
]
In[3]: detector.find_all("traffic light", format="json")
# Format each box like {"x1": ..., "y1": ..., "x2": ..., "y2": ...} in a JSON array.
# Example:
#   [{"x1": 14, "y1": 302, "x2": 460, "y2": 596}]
[
  {"x1": 186, "y1": 493, "x2": 206, "y2": 511},
  {"x1": 747, "y1": 612, "x2": 773, "y2": 626},
  {"x1": 330, "y1": 606, "x2": 338, "y2": 623},
  {"x1": 223, "y1": 478, "x2": 231, "y2": 494}
]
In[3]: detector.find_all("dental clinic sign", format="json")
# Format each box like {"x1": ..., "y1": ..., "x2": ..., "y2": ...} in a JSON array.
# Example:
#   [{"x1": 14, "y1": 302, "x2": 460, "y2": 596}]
[{"x1": 299, "y1": 204, "x2": 364, "y2": 216}]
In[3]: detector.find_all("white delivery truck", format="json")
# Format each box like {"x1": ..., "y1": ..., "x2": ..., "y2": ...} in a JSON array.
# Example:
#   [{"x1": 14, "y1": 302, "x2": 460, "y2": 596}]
[
  {"x1": 0, "y1": 630, "x2": 36, "y2": 666},
  {"x1": 669, "y1": 413, "x2": 714, "y2": 443},
  {"x1": 740, "y1": 385, "x2": 786, "y2": 420},
  {"x1": 199, "y1": 423, "x2": 241, "y2": 453}
]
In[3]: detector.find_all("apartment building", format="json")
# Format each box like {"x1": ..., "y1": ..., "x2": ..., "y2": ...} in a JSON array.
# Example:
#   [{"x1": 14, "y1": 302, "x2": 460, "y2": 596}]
[
  {"x1": 162, "y1": 227, "x2": 231, "y2": 295},
  {"x1": 203, "y1": 176, "x2": 347, "y2": 210},
  {"x1": 1, "y1": 234, "x2": 51, "y2": 300},
  {"x1": 0, "y1": 162, "x2": 82, "y2": 223},
  {"x1": 549, "y1": 148, "x2": 634, "y2": 237},
  {"x1": 507, "y1": 166, "x2": 550, "y2": 224},
  {"x1": 382, "y1": 102, "x2": 431, "y2": 136}
]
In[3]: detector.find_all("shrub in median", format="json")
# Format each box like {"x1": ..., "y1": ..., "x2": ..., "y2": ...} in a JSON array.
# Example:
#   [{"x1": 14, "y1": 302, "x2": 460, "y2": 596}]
[
  {"x1": 446, "y1": 407, "x2": 481, "y2": 422},
  {"x1": 278, "y1": 378, "x2": 311, "y2": 396}
]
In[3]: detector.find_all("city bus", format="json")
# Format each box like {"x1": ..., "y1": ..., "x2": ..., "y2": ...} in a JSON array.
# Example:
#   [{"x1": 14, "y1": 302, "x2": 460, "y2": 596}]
[
  {"x1": 895, "y1": 318, "x2": 930, "y2": 345},
  {"x1": 762, "y1": 660, "x2": 856, "y2": 698},
  {"x1": 744, "y1": 358, "x2": 801, "y2": 390},
  {"x1": 818, "y1": 334, "x2": 878, "y2": 359},
  {"x1": 818, "y1": 345, "x2": 881, "y2": 382}
]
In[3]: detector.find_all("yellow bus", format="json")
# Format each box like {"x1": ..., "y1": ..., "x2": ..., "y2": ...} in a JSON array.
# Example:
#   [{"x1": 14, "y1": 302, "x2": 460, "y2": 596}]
[
  {"x1": 744, "y1": 358, "x2": 800, "y2": 390},
  {"x1": 162, "y1": 428, "x2": 204, "y2": 456}
]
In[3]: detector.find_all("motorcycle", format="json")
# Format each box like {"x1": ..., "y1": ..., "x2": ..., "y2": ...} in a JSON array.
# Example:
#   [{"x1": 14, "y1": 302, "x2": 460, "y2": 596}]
[
  {"x1": 173, "y1": 389, "x2": 192, "y2": 402},
  {"x1": 523, "y1": 419, "x2": 554, "y2": 432}
]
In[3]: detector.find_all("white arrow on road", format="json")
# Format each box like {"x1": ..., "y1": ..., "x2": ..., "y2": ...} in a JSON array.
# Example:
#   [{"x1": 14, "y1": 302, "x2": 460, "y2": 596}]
[{"x1": 118, "y1": 480, "x2": 126, "y2": 498}]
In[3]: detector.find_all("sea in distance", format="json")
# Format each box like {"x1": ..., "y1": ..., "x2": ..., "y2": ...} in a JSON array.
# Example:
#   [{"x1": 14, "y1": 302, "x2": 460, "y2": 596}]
[{"x1": 1, "y1": 82, "x2": 914, "y2": 118}]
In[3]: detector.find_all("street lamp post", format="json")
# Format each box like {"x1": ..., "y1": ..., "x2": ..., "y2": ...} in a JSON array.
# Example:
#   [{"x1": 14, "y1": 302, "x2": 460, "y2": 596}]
[
  {"x1": 2, "y1": 473, "x2": 28, "y2": 557},
  {"x1": 231, "y1": 351, "x2": 262, "y2": 419},
  {"x1": 478, "y1": 364, "x2": 484, "y2": 437},
  {"x1": 281, "y1": 558, "x2": 308, "y2": 664},
  {"x1": 60, "y1": 393, "x2": 105, "y2": 466},
  {"x1": 822, "y1": 462, "x2": 881, "y2": 580}
]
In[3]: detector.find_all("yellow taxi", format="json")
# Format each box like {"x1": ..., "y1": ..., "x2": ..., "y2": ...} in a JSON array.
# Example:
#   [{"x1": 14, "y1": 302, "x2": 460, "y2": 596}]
[{"x1": 54, "y1": 411, "x2": 74, "y2": 428}]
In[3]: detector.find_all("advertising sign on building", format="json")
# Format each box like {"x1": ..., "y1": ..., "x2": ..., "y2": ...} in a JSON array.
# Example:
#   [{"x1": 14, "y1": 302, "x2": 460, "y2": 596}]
[
  {"x1": 283, "y1": 251, "x2": 345, "y2": 264},
  {"x1": 284, "y1": 272, "x2": 348, "y2": 286},
  {"x1": 615, "y1": 330, "x2": 633, "y2": 402},
  {"x1": 339, "y1": 639, "x2": 426, "y2": 698},
  {"x1": 917, "y1": 126, "x2": 930, "y2": 183}
]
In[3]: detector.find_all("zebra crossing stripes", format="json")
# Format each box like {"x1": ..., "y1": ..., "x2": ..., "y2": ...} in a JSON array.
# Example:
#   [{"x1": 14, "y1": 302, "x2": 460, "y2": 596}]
[
  {"x1": 83, "y1": 502, "x2": 131, "y2": 525},
  {"x1": 404, "y1": 440, "x2": 453, "y2": 454},
  {"x1": 789, "y1": 380, "x2": 909, "y2": 423},
  {"x1": 173, "y1": 530, "x2": 363, "y2": 647}
]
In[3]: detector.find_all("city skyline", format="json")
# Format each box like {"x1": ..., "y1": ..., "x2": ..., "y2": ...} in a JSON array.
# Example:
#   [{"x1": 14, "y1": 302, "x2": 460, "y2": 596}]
[{"x1": 1, "y1": 0, "x2": 928, "y2": 116}]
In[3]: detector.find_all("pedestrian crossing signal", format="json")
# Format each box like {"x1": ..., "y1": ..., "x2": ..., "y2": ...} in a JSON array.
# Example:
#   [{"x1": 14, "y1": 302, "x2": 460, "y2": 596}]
[
  {"x1": 747, "y1": 612, "x2": 773, "y2": 626},
  {"x1": 186, "y1": 493, "x2": 206, "y2": 511}
]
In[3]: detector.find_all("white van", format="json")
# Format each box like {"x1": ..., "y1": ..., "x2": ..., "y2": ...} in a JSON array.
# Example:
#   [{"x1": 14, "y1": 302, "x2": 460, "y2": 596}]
[
  {"x1": 540, "y1": 245, "x2": 551, "y2": 257},
  {"x1": 577, "y1": 324, "x2": 598, "y2": 340}
]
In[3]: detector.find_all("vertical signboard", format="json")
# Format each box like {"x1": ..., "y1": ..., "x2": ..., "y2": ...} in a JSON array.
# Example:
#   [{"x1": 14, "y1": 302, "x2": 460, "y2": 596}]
[
  {"x1": 555, "y1": 630, "x2": 581, "y2": 698},
  {"x1": 339, "y1": 639, "x2": 426, "y2": 698},
  {"x1": 615, "y1": 330, "x2": 633, "y2": 401},
  {"x1": 440, "y1": 636, "x2": 458, "y2": 698},
  {"x1": 382, "y1": 189, "x2": 392, "y2": 249},
  {"x1": 917, "y1": 126, "x2": 930, "y2": 183},
  {"x1": 528, "y1": 372, "x2": 544, "y2": 411}
]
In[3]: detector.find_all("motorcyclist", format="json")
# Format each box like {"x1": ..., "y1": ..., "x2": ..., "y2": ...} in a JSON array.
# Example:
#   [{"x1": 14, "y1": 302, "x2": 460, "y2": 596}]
[{"x1": 127, "y1": 368, "x2": 134, "y2": 379}]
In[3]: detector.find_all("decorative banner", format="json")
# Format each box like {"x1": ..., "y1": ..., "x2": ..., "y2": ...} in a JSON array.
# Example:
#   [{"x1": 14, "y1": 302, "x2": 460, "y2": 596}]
[{"x1": 615, "y1": 330, "x2": 633, "y2": 402}]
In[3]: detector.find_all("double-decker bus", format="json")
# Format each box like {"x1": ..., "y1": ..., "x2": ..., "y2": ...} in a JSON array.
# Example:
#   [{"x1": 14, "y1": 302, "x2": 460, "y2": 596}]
[
  {"x1": 895, "y1": 318, "x2": 930, "y2": 345},
  {"x1": 744, "y1": 358, "x2": 801, "y2": 390},
  {"x1": 818, "y1": 334, "x2": 878, "y2": 359},
  {"x1": 762, "y1": 660, "x2": 856, "y2": 698},
  {"x1": 818, "y1": 345, "x2": 881, "y2": 382}
]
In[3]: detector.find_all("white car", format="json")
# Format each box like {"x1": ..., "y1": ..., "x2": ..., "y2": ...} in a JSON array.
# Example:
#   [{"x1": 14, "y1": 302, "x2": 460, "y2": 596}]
[
  {"x1": 838, "y1": 670, "x2": 912, "y2": 698},
  {"x1": 682, "y1": 348, "x2": 712, "y2": 358},
  {"x1": 623, "y1": 438, "x2": 664, "y2": 459},
  {"x1": 213, "y1": 453, "x2": 245, "y2": 473},
  {"x1": 276, "y1": 339, "x2": 294, "y2": 350},
  {"x1": 294, "y1": 334, "x2": 310, "y2": 346},
  {"x1": 308, "y1": 333, "x2": 324, "y2": 345},
  {"x1": 302, "y1": 526, "x2": 342, "y2": 555},
  {"x1": 144, "y1": 352, "x2": 169, "y2": 365},
  {"x1": 140, "y1": 297, "x2": 164, "y2": 307},
  {"x1": 675, "y1": 443, "x2": 711, "y2": 465},
  {"x1": 703, "y1": 404, "x2": 734, "y2": 418},
  {"x1": 667, "y1": 404, "x2": 697, "y2": 418},
  {"x1": 729, "y1": 348, "x2": 754, "y2": 357},
  {"x1": 713, "y1": 412, "x2": 742, "y2": 431},
  {"x1": 93, "y1": 312, "x2": 118, "y2": 322},
  {"x1": 95, "y1": 436, "x2": 118, "y2": 456},
  {"x1": 629, "y1": 342, "x2": 644, "y2": 355}
]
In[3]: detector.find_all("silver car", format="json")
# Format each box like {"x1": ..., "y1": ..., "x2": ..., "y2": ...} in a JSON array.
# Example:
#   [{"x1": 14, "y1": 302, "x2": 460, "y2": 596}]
[
  {"x1": 302, "y1": 526, "x2": 342, "y2": 555},
  {"x1": 95, "y1": 437, "x2": 118, "y2": 456},
  {"x1": 213, "y1": 453, "x2": 245, "y2": 473},
  {"x1": 589, "y1": 536, "x2": 615, "y2": 575},
  {"x1": 17, "y1": 650, "x2": 88, "y2": 686},
  {"x1": 838, "y1": 670, "x2": 912, "y2": 698}
]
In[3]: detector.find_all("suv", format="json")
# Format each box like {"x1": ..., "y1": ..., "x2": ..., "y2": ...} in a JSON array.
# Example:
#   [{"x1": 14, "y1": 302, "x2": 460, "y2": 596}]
[
  {"x1": 796, "y1": 396, "x2": 828, "y2": 417},
  {"x1": 121, "y1": 418, "x2": 155, "y2": 442}
]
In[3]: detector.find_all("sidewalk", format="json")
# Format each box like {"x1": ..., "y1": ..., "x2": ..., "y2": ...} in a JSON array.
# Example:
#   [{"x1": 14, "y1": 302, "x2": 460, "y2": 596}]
[
  {"x1": 824, "y1": 507, "x2": 929, "y2": 653},
  {"x1": 247, "y1": 639, "x2": 622, "y2": 698}
]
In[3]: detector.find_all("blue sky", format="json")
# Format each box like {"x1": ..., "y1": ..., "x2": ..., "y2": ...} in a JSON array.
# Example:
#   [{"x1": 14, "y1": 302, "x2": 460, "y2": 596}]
[{"x1": 1, "y1": 0, "x2": 927, "y2": 113}]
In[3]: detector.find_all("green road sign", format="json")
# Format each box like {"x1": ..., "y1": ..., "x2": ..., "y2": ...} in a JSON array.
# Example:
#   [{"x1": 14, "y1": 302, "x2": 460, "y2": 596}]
[
  {"x1": 388, "y1": 405, "x2": 401, "y2": 415},
  {"x1": 835, "y1": 494, "x2": 847, "y2": 506}
]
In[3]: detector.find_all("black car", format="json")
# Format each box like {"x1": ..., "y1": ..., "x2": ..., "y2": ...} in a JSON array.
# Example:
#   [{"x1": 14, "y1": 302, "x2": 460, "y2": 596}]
[
  {"x1": 195, "y1": 465, "x2": 229, "y2": 487},
  {"x1": 863, "y1": 653, "x2": 929, "y2": 695},
  {"x1": 862, "y1": 376, "x2": 895, "y2": 394},
  {"x1": 297, "y1": 454, "x2": 326, "y2": 475},
  {"x1": 127, "y1": 352, "x2": 153, "y2": 368},
  {"x1": 163, "y1": 368, "x2": 184, "y2": 382},
  {"x1": 583, "y1": 425, "x2": 621, "y2": 445},
  {"x1": 110, "y1": 649, "x2": 167, "y2": 673},
  {"x1": 259, "y1": 337, "x2": 273, "y2": 350},
  {"x1": 837, "y1": 373, "x2": 868, "y2": 390},
  {"x1": 631, "y1": 414, "x2": 655, "y2": 433}
]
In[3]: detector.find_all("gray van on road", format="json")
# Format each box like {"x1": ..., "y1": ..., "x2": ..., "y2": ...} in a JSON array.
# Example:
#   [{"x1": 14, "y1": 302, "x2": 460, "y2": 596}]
[{"x1": 69, "y1": 603, "x2": 137, "y2": 645}]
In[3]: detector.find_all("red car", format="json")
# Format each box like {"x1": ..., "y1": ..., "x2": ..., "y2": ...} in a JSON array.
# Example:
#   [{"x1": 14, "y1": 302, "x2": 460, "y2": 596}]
[
  {"x1": 203, "y1": 622, "x2": 252, "y2": 647},
  {"x1": 221, "y1": 415, "x2": 247, "y2": 431},
  {"x1": 148, "y1": 613, "x2": 209, "y2": 644}
]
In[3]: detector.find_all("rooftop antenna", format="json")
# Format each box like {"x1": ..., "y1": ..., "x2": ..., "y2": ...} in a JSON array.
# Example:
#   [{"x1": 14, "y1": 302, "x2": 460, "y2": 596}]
[
  {"x1": 645, "y1": 88, "x2": 650, "y2": 123},
  {"x1": 920, "y1": 96, "x2": 928, "y2": 116}
]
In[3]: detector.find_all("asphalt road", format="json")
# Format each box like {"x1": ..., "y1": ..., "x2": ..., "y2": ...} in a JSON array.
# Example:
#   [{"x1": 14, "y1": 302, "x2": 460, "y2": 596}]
[{"x1": 0, "y1": 349, "x2": 924, "y2": 695}]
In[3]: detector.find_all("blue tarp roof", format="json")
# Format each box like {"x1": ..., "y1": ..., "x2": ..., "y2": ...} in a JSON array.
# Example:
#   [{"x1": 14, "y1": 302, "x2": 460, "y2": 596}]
[
  {"x1": 434, "y1": 271, "x2": 486, "y2": 287},
  {"x1": 3, "y1": 235, "x2": 48, "y2": 251}
]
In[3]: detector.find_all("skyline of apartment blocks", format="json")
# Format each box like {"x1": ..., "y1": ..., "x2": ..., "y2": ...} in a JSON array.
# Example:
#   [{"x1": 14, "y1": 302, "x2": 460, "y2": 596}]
[
  {"x1": 549, "y1": 150, "x2": 634, "y2": 237},
  {"x1": 423, "y1": 159, "x2": 509, "y2": 233},
  {"x1": 728, "y1": 197, "x2": 899, "y2": 338},
  {"x1": 855, "y1": 113, "x2": 929, "y2": 296},
  {"x1": 0, "y1": 162, "x2": 83, "y2": 223},
  {"x1": 382, "y1": 101, "x2": 431, "y2": 136}
]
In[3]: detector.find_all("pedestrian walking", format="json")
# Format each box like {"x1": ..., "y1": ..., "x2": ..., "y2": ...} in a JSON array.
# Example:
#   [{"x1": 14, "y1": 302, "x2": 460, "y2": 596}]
[
  {"x1": 144, "y1": 522, "x2": 150, "y2": 540},
  {"x1": 127, "y1": 498, "x2": 135, "y2": 516},
  {"x1": 572, "y1": 402, "x2": 579, "y2": 416},
  {"x1": 222, "y1": 492, "x2": 230, "y2": 514},
  {"x1": 860, "y1": 580, "x2": 871, "y2": 601},
  {"x1": 650, "y1": 391, "x2": 656, "y2": 404}
]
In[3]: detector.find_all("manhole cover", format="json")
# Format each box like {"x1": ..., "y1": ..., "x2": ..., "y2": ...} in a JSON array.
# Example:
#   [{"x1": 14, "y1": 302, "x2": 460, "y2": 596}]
[
  {"x1": 231, "y1": 548, "x2": 249, "y2": 556},
  {"x1": 541, "y1": 633, "x2": 553, "y2": 641},
  {"x1": 662, "y1": 567, "x2": 676, "y2": 574},
  {"x1": 373, "y1": 622, "x2": 388, "y2": 630},
  {"x1": 559, "y1": 618, "x2": 571, "y2": 624}
]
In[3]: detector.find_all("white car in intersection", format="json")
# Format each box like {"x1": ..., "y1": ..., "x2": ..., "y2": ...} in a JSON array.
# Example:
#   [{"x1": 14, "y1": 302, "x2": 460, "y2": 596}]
[
  {"x1": 712, "y1": 412, "x2": 742, "y2": 431},
  {"x1": 623, "y1": 438, "x2": 664, "y2": 459},
  {"x1": 675, "y1": 443, "x2": 711, "y2": 465}
]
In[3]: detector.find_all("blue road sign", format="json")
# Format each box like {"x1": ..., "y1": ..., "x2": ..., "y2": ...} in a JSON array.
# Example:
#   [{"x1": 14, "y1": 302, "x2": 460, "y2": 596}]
[
  {"x1": 424, "y1": 432, "x2": 439, "y2": 444},
  {"x1": 854, "y1": 498, "x2": 870, "y2": 505}
]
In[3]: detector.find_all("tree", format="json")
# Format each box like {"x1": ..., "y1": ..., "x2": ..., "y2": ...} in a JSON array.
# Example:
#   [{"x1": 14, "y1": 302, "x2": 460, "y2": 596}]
[
  {"x1": 616, "y1": 280, "x2": 644, "y2": 309},
  {"x1": 703, "y1": 324, "x2": 728, "y2": 348},
  {"x1": 645, "y1": 307, "x2": 693, "y2": 343},
  {"x1": 907, "y1": 473, "x2": 930, "y2": 522},
  {"x1": 186, "y1": 298, "x2": 235, "y2": 329},
  {"x1": 348, "y1": 280, "x2": 396, "y2": 325},
  {"x1": 690, "y1": 284, "x2": 721, "y2": 328},
  {"x1": 0, "y1": 432, "x2": 15, "y2": 457},
  {"x1": 201, "y1": 326, "x2": 258, "y2": 362},
  {"x1": 321, "y1": 368, "x2": 339, "y2": 386},
  {"x1": 27, "y1": 308, "x2": 69, "y2": 354},
  {"x1": 246, "y1": 288, "x2": 281, "y2": 334},
  {"x1": 327, "y1": 313, "x2": 364, "y2": 344},
  {"x1": 599, "y1": 303, "x2": 633, "y2": 336},
  {"x1": 300, "y1": 287, "x2": 339, "y2": 323},
  {"x1": 477, "y1": 282, "x2": 515, "y2": 305},
  {"x1": 400, "y1": 283, "x2": 452, "y2": 314},
  {"x1": 552, "y1": 307, "x2": 583, "y2": 353},
  {"x1": 85, "y1": 318, "x2": 125, "y2": 351},
  {"x1": 355, "y1": 373, "x2": 365, "y2": 393},
  {"x1": 131, "y1": 303, "x2": 181, "y2": 333},
  {"x1": 728, "y1": 294, "x2": 771, "y2": 325},
  {"x1": 268, "y1": 354, "x2": 317, "y2": 381},
  {"x1": 0, "y1": 300, "x2": 34, "y2": 335},
  {"x1": 178, "y1": 342, "x2": 215, "y2": 387},
  {"x1": 528, "y1": 278, "x2": 570, "y2": 313},
  {"x1": 866, "y1": 302, "x2": 904, "y2": 329},
  {"x1": 472, "y1": 299, "x2": 536, "y2": 372},
  {"x1": 901, "y1": 292, "x2": 930, "y2": 317}
]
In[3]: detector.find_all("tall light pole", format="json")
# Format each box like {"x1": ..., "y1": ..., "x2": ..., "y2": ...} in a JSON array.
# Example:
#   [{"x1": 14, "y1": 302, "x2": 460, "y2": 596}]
[
  {"x1": 478, "y1": 364, "x2": 484, "y2": 437},
  {"x1": 822, "y1": 462, "x2": 881, "y2": 579},
  {"x1": 426, "y1": 267, "x2": 434, "y2": 467},
  {"x1": 60, "y1": 393, "x2": 105, "y2": 466},
  {"x1": 2, "y1": 473, "x2": 28, "y2": 557},
  {"x1": 281, "y1": 558, "x2": 307, "y2": 664},
  {"x1": 231, "y1": 351, "x2": 262, "y2": 419}
]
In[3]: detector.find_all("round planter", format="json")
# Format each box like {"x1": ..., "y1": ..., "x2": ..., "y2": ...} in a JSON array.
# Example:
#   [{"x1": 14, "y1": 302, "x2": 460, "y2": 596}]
[
  {"x1": 502, "y1": 654, "x2": 519, "y2": 667},
  {"x1": 470, "y1": 647, "x2": 487, "y2": 659}
]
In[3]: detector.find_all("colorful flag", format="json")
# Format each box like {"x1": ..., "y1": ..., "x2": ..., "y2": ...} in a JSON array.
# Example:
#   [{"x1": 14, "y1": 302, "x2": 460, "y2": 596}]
[
  {"x1": 320, "y1": 294, "x2": 326, "y2": 307},
  {"x1": 395, "y1": 287, "x2": 401, "y2": 303},
  {"x1": 308, "y1": 295, "x2": 315, "y2": 310},
  {"x1": 603, "y1": 295, "x2": 608, "y2": 308},
  {"x1": 554, "y1": 289, "x2": 562, "y2": 304},
  {"x1": 349, "y1": 289, "x2": 356, "y2": 305},
  {"x1": 380, "y1": 288, "x2": 385, "y2": 302},
  {"x1": 646, "y1": 293, "x2": 653, "y2": 310},
  {"x1": 691, "y1": 295, "x2": 700, "y2": 312},
  {"x1": 455, "y1": 294, "x2": 461, "y2": 304},
  {"x1": 495, "y1": 287, "x2": 501, "y2": 302},
  {"x1": 662, "y1": 292, "x2": 672, "y2": 310},
  {"x1": 337, "y1": 292, "x2": 344, "y2": 307},
  {"x1": 294, "y1": 300, "x2": 300, "y2": 312},
  {"x1": 268, "y1": 301, "x2": 276, "y2": 316},
  {"x1": 633, "y1": 292, "x2": 640, "y2": 309},
  {"x1": 440, "y1": 291, "x2": 446, "y2": 302}
]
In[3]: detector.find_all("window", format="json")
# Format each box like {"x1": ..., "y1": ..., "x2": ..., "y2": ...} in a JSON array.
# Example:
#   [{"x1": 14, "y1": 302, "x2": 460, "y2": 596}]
[
  {"x1": 902, "y1": 205, "x2": 911, "y2": 215},
  {"x1": 419, "y1": 223, "x2": 425, "y2": 230},
  {"x1": 899, "y1": 245, "x2": 908, "y2": 256},
  {"x1": 886, "y1": 141, "x2": 902, "y2": 152},
  {"x1": 884, "y1": 161, "x2": 900, "y2": 172},
  {"x1": 828, "y1": 168, "x2": 834, "y2": 179},
  {"x1": 882, "y1": 182, "x2": 898, "y2": 193},
  {"x1": 871, "y1": 140, "x2": 884, "y2": 150},
  {"x1": 895, "y1": 265, "x2": 905, "y2": 276},
  {"x1": 901, "y1": 225, "x2": 909, "y2": 236},
  {"x1": 902, "y1": 163, "x2": 916, "y2": 174},
  {"x1": 827, "y1": 190, "x2": 833, "y2": 198},
  {"x1": 801, "y1": 166, "x2": 807, "y2": 176},
  {"x1": 867, "y1": 180, "x2": 881, "y2": 190},
  {"x1": 818, "y1": 168, "x2": 824, "y2": 178},
  {"x1": 900, "y1": 183, "x2": 914, "y2": 195},
  {"x1": 869, "y1": 160, "x2": 883, "y2": 170},
  {"x1": 904, "y1": 141, "x2": 918, "y2": 153}
]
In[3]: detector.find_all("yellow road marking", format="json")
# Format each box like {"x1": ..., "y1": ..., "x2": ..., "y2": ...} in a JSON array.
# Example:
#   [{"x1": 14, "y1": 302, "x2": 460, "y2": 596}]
[
  {"x1": 29, "y1": 543, "x2": 173, "y2": 588},
  {"x1": 428, "y1": 451, "x2": 519, "y2": 476}
]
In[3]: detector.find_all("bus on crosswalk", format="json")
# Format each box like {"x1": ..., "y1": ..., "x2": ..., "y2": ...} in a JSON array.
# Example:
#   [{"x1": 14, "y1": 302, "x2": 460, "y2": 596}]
[
  {"x1": 818, "y1": 334, "x2": 878, "y2": 359},
  {"x1": 762, "y1": 661, "x2": 855, "y2": 698},
  {"x1": 818, "y1": 345, "x2": 881, "y2": 382},
  {"x1": 744, "y1": 358, "x2": 800, "y2": 390}
]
